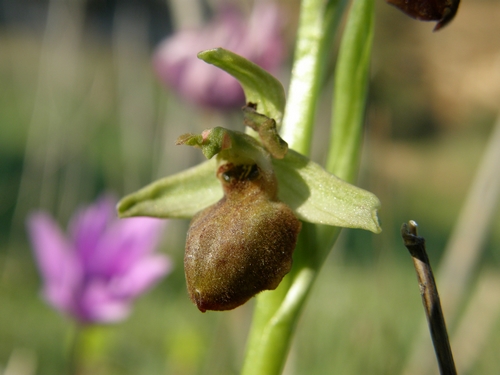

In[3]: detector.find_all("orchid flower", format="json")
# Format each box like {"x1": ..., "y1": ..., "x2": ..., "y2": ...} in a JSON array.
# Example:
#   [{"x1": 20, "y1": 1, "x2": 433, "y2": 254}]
[
  {"x1": 27, "y1": 195, "x2": 171, "y2": 324},
  {"x1": 119, "y1": 0, "x2": 378, "y2": 372},
  {"x1": 118, "y1": 45, "x2": 379, "y2": 315},
  {"x1": 119, "y1": 48, "x2": 380, "y2": 232}
]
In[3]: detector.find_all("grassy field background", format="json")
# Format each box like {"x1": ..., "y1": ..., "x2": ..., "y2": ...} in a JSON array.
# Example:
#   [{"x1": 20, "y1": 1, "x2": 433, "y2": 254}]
[{"x1": 1, "y1": 0, "x2": 499, "y2": 374}]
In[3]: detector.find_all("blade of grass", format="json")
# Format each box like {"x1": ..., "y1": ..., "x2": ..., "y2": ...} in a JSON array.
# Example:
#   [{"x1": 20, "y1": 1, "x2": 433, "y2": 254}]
[
  {"x1": 326, "y1": 0, "x2": 374, "y2": 181},
  {"x1": 450, "y1": 271, "x2": 500, "y2": 374},
  {"x1": 403, "y1": 113, "x2": 500, "y2": 375}
]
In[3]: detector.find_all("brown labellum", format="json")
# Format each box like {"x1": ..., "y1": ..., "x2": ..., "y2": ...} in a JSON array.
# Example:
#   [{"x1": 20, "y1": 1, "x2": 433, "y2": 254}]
[
  {"x1": 184, "y1": 163, "x2": 301, "y2": 312},
  {"x1": 386, "y1": 0, "x2": 460, "y2": 31}
]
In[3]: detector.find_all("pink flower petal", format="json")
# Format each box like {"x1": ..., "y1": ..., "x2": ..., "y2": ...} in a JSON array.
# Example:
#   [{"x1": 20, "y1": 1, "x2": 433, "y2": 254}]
[
  {"x1": 153, "y1": 2, "x2": 285, "y2": 109},
  {"x1": 91, "y1": 217, "x2": 166, "y2": 277},
  {"x1": 76, "y1": 279, "x2": 131, "y2": 323},
  {"x1": 110, "y1": 254, "x2": 172, "y2": 298},
  {"x1": 69, "y1": 195, "x2": 116, "y2": 268},
  {"x1": 26, "y1": 212, "x2": 80, "y2": 312},
  {"x1": 27, "y1": 195, "x2": 172, "y2": 325},
  {"x1": 243, "y1": 2, "x2": 285, "y2": 68}
]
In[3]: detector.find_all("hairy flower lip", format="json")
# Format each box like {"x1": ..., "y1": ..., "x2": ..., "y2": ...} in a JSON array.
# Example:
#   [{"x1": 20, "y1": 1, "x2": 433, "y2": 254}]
[{"x1": 184, "y1": 163, "x2": 301, "y2": 312}]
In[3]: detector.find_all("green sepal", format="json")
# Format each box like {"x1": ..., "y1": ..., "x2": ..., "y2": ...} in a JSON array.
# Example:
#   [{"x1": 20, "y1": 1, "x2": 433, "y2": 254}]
[
  {"x1": 198, "y1": 48, "x2": 286, "y2": 125},
  {"x1": 117, "y1": 159, "x2": 221, "y2": 219},
  {"x1": 274, "y1": 150, "x2": 381, "y2": 233},
  {"x1": 117, "y1": 151, "x2": 381, "y2": 233}
]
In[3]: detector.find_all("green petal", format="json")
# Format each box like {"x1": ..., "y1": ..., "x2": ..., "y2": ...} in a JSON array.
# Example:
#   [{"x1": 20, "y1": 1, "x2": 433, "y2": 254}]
[
  {"x1": 177, "y1": 126, "x2": 275, "y2": 174},
  {"x1": 243, "y1": 105, "x2": 288, "y2": 159},
  {"x1": 117, "y1": 159, "x2": 221, "y2": 219},
  {"x1": 198, "y1": 48, "x2": 286, "y2": 125},
  {"x1": 175, "y1": 127, "x2": 230, "y2": 159},
  {"x1": 274, "y1": 150, "x2": 381, "y2": 233}
]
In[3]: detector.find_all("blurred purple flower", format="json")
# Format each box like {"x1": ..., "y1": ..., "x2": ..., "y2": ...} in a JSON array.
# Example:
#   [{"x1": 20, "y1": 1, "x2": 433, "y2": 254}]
[
  {"x1": 27, "y1": 195, "x2": 171, "y2": 324},
  {"x1": 153, "y1": 1, "x2": 286, "y2": 109}
]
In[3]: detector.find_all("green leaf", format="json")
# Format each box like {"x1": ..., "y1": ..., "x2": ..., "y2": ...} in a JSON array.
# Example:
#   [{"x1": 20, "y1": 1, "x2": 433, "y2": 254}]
[
  {"x1": 117, "y1": 159, "x2": 221, "y2": 219},
  {"x1": 198, "y1": 48, "x2": 286, "y2": 125},
  {"x1": 274, "y1": 150, "x2": 381, "y2": 233},
  {"x1": 326, "y1": 0, "x2": 374, "y2": 182}
]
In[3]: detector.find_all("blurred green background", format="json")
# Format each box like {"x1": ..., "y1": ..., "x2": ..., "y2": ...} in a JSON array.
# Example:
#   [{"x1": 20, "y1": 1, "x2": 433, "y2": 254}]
[{"x1": 1, "y1": 0, "x2": 499, "y2": 374}]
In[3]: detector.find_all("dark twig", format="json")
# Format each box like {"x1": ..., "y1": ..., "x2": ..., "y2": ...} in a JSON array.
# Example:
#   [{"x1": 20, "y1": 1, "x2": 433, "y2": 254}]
[{"x1": 401, "y1": 220, "x2": 457, "y2": 375}]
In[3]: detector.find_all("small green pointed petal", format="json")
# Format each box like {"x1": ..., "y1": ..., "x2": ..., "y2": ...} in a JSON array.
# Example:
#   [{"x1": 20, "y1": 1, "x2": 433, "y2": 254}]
[
  {"x1": 176, "y1": 127, "x2": 231, "y2": 159},
  {"x1": 177, "y1": 126, "x2": 274, "y2": 174},
  {"x1": 273, "y1": 150, "x2": 381, "y2": 233},
  {"x1": 198, "y1": 48, "x2": 286, "y2": 125},
  {"x1": 117, "y1": 159, "x2": 221, "y2": 219},
  {"x1": 243, "y1": 106, "x2": 288, "y2": 159}
]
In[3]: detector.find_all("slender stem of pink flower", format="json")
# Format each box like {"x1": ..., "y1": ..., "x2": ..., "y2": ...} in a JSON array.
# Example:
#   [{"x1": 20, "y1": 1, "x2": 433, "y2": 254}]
[
  {"x1": 66, "y1": 324, "x2": 111, "y2": 375},
  {"x1": 66, "y1": 324, "x2": 90, "y2": 375}
]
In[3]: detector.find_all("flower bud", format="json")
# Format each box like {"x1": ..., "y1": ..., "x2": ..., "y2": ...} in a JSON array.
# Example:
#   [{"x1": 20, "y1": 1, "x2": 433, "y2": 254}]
[{"x1": 185, "y1": 163, "x2": 301, "y2": 312}]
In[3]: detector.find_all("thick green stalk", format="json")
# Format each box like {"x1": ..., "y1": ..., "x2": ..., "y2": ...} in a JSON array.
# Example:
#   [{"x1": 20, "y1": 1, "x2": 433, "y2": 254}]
[
  {"x1": 67, "y1": 324, "x2": 112, "y2": 375},
  {"x1": 321, "y1": 0, "x2": 376, "y2": 257},
  {"x1": 241, "y1": 0, "x2": 375, "y2": 373},
  {"x1": 280, "y1": 0, "x2": 347, "y2": 155},
  {"x1": 241, "y1": 223, "x2": 320, "y2": 375},
  {"x1": 326, "y1": 0, "x2": 374, "y2": 181},
  {"x1": 240, "y1": 0, "x2": 350, "y2": 374}
]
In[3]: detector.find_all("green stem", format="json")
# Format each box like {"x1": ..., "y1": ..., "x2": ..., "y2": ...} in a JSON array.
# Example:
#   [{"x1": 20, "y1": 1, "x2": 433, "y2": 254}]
[
  {"x1": 67, "y1": 324, "x2": 111, "y2": 375},
  {"x1": 280, "y1": 0, "x2": 347, "y2": 155},
  {"x1": 326, "y1": 0, "x2": 375, "y2": 181},
  {"x1": 240, "y1": 0, "x2": 375, "y2": 373},
  {"x1": 320, "y1": 0, "x2": 375, "y2": 263},
  {"x1": 241, "y1": 223, "x2": 319, "y2": 375}
]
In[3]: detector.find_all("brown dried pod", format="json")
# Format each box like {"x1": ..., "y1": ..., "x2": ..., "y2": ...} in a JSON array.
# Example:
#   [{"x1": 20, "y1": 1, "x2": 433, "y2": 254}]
[
  {"x1": 184, "y1": 163, "x2": 301, "y2": 312},
  {"x1": 386, "y1": 0, "x2": 460, "y2": 31}
]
